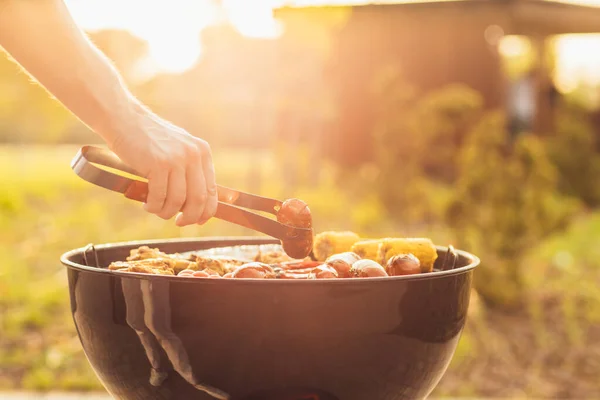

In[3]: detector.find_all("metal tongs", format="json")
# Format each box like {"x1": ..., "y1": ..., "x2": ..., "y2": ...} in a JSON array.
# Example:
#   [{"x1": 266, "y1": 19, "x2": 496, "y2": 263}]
[{"x1": 70, "y1": 145, "x2": 312, "y2": 242}]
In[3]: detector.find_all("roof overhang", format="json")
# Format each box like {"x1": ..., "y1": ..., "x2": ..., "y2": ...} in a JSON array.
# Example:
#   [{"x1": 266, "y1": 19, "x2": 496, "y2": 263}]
[{"x1": 274, "y1": 0, "x2": 600, "y2": 35}]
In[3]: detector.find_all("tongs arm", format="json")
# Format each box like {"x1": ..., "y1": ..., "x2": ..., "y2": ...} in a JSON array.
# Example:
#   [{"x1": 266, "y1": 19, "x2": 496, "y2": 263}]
[{"x1": 71, "y1": 146, "x2": 309, "y2": 240}]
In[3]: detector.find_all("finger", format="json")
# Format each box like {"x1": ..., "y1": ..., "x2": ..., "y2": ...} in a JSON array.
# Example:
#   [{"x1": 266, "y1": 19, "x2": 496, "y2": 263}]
[
  {"x1": 175, "y1": 161, "x2": 207, "y2": 227},
  {"x1": 143, "y1": 168, "x2": 169, "y2": 214},
  {"x1": 198, "y1": 146, "x2": 217, "y2": 225},
  {"x1": 157, "y1": 167, "x2": 186, "y2": 220}
]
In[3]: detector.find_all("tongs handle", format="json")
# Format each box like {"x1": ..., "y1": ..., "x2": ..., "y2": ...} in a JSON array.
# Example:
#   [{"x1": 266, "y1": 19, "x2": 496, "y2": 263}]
[{"x1": 70, "y1": 146, "x2": 309, "y2": 240}]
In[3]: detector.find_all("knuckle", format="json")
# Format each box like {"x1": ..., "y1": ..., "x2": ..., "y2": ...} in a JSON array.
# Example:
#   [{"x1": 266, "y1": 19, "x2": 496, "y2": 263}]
[
  {"x1": 145, "y1": 196, "x2": 163, "y2": 209},
  {"x1": 154, "y1": 157, "x2": 171, "y2": 170},
  {"x1": 198, "y1": 192, "x2": 209, "y2": 203},
  {"x1": 160, "y1": 199, "x2": 184, "y2": 218},
  {"x1": 197, "y1": 140, "x2": 211, "y2": 157},
  {"x1": 189, "y1": 192, "x2": 207, "y2": 205},
  {"x1": 184, "y1": 143, "x2": 199, "y2": 159},
  {"x1": 149, "y1": 190, "x2": 167, "y2": 201},
  {"x1": 207, "y1": 184, "x2": 217, "y2": 196},
  {"x1": 170, "y1": 195, "x2": 186, "y2": 209}
]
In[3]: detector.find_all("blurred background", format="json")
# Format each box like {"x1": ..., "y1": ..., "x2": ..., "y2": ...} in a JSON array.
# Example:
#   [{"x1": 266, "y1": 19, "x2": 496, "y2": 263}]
[{"x1": 1, "y1": 0, "x2": 600, "y2": 398}]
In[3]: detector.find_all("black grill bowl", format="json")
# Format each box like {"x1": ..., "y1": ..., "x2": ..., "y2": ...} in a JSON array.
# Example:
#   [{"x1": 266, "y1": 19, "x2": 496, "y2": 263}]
[{"x1": 60, "y1": 237, "x2": 480, "y2": 400}]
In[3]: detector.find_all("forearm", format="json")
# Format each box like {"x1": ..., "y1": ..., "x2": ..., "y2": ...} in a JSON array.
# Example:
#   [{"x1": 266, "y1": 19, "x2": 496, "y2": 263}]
[
  {"x1": 0, "y1": 0, "x2": 218, "y2": 225},
  {"x1": 0, "y1": 0, "x2": 146, "y2": 145}
]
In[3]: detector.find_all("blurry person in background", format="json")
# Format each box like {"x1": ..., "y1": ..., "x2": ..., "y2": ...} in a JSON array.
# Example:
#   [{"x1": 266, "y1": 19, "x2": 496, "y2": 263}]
[
  {"x1": 0, "y1": 0, "x2": 217, "y2": 227},
  {"x1": 507, "y1": 69, "x2": 536, "y2": 137}
]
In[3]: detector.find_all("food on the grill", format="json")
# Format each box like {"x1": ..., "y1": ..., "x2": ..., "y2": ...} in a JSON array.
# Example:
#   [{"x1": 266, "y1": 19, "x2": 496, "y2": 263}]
[
  {"x1": 325, "y1": 252, "x2": 361, "y2": 278},
  {"x1": 276, "y1": 198, "x2": 314, "y2": 259},
  {"x1": 107, "y1": 231, "x2": 442, "y2": 280},
  {"x1": 277, "y1": 198, "x2": 312, "y2": 228},
  {"x1": 351, "y1": 239, "x2": 382, "y2": 261},
  {"x1": 125, "y1": 246, "x2": 195, "y2": 273},
  {"x1": 187, "y1": 254, "x2": 244, "y2": 275},
  {"x1": 386, "y1": 254, "x2": 421, "y2": 276},
  {"x1": 313, "y1": 231, "x2": 361, "y2": 261},
  {"x1": 127, "y1": 246, "x2": 170, "y2": 260},
  {"x1": 350, "y1": 259, "x2": 388, "y2": 278},
  {"x1": 350, "y1": 238, "x2": 437, "y2": 272},
  {"x1": 202, "y1": 268, "x2": 221, "y2": 276},
  {"x1": 272, "y1": 261, "x2": 321, "y2": 279},
  {"x1": 254, "y1": 249, "x2": 295, "y2": 264},
  {"x1": 231, "y1": 262, "x2": 275, "y2": 279},
  {"x1": 308, "y1": 264, "x2": 339, "y2": 279},
  {"x1": 378, "y1": 238, "x2": 437, "y2": 273},
  {"x1": 108, "y1": 259, "x2": 177, "y2": 275}
]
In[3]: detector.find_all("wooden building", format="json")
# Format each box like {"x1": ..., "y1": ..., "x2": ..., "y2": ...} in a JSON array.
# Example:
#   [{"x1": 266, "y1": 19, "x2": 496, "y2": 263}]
[{"x1": 274, "y1": 0, "x2": 600, "y2": 166}]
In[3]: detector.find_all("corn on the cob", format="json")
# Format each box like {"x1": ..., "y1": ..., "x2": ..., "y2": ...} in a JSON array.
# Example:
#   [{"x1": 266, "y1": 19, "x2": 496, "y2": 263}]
[
  {"x1": 377, "y1": 238, "x2": 438, "y2": 273},
  {"x1": 312, "y1": 231, "x2": 361, "y2": 261},
  {"x1": 350, "y1": 239, "x2": 382, "y2": 262}
]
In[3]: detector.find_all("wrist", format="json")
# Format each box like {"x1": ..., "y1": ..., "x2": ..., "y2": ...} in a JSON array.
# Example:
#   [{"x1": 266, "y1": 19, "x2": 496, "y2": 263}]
[{"x1": 94, "y1": 90, "x2": 151, "y2": 149}]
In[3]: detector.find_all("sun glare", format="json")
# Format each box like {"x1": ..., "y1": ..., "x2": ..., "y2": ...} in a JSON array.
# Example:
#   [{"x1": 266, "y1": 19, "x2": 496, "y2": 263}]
[
  {"x1": 65, "y1": 0, "x2": 600, "y2": 90},
  {"x1": 221, "y1": 0, "x2": 284, "y2": 38},
  {"x1": 553, "y1": 34, "x2": 600, "y2": 93},
  {"x1": 65, "y1": 0, "x2": 218, "y2": 75},
  {"x1": 64, "y1": 0, "x2": 408, "y2": 75}
]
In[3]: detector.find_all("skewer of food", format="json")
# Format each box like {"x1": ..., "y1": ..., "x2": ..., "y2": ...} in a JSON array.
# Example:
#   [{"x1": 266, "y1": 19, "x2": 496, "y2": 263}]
[{"x1": 107, "y1": 231, "x2": 440, "y2": 279}]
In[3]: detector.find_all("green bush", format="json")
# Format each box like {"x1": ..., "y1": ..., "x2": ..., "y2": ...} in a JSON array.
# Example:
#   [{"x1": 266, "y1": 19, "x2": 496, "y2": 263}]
[
  {"x1": 447, "y1": 112, "x2": 580, "y2": 307},
  {"x1": 547, "y1": 105, "x2": 600, "y2": 207},
  {"x1": 369, "y1": 68, "x2": 483, "y2": 226}
]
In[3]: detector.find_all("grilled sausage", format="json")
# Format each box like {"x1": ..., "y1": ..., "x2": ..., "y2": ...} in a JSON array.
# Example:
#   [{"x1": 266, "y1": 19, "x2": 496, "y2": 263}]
[{"x1": 276, "y1": 198, "x2": 314, "y2": 259}]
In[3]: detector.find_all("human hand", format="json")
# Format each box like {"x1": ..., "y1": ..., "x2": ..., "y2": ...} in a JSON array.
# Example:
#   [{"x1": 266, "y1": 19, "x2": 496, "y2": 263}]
[
  {"x1": 0, "y1": 0, "x2": 216, "y2": 228},
  {"x1": 107, "y1": 109, "x2": 217, "y2": 227}
]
